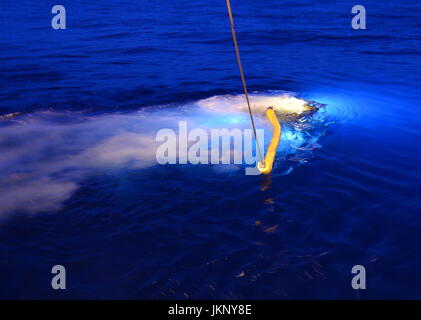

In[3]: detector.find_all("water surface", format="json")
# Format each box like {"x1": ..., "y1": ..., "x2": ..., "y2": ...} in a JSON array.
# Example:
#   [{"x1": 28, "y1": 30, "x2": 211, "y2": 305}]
[{"x1": 0, "y1": 0, "x2": 420, "y2": 299}]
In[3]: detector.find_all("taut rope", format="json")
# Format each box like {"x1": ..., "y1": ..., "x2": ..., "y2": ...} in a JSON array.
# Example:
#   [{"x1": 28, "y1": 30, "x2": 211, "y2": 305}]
[{"x1": 225, "y1": 0, "x2": 264, "y2": 163}]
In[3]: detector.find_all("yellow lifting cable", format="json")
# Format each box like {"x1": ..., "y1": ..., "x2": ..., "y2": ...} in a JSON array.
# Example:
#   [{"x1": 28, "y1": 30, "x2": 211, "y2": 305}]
[{"x1": 225, "y1": 0, "x2": 281, "y2": 174}]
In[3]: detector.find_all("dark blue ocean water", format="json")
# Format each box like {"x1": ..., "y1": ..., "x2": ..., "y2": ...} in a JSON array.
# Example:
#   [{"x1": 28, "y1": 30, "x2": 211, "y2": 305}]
[{"x1": 0, "y1": 0, "x2": 420, "y2": 299}]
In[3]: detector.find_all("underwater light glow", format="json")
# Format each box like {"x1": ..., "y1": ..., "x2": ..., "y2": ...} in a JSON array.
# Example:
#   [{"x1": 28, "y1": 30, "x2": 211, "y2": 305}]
[{"x1": 197, "y1": 93, "x2": 311, "y2": 117}]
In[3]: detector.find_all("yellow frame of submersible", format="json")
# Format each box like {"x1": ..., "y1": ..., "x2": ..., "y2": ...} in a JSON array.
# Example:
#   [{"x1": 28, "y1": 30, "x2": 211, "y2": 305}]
[{"x1": 257, "y1": 107, "x2": 281, "y2": 175}]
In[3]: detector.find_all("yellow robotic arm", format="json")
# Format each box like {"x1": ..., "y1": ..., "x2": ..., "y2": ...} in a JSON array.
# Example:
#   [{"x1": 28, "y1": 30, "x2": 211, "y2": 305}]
[{"x1": 257, "y1": 107, "x2": 281, "y2": 174}]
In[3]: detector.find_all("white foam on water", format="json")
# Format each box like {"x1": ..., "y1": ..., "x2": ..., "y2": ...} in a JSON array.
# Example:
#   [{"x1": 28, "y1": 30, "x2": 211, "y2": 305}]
[
  {"x1": 0, "y1": 92, "x2": 326, "y2": 216},
  {"x1": 197, "y1": 93, "x2": 311, "y2": 116}
]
